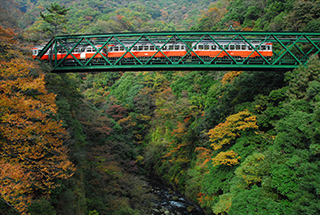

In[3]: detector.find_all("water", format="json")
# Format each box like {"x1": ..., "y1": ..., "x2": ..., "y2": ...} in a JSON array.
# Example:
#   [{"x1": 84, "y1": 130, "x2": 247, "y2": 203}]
[{"x1": 147, "y1": 179, "x2": 206, "y2": 215}]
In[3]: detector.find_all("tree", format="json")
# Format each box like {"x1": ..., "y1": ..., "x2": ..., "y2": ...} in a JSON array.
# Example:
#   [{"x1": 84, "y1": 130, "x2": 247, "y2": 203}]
[
  {"x1": 0, "y1": 26, "x2": 75, "y2": 214},
  {"x1": 40, "y1": 3, "x2": 70, "y2": 37}
]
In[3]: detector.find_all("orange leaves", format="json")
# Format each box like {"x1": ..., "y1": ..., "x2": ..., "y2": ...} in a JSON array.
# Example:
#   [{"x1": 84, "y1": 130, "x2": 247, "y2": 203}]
[
  {"x1": 0, "y1": 27, "x2": 75, "y2": 214},
  {"x1": 208, "y1": 109, "x2": 258, "y2": 151},
  {"x1": 211, "y1": 150, "x2": 241, "y2": 167},
  {"x1": 0, "y1": 24, "x2": 16, "y2": 46},
  {"x1": 0, "y1": 161, "x2": 32, "y2": 215},
  {"x1": 171, "y1": 122, "x2": 187, "y2": 138},
  {"x1": 195, "y1": 147, "x2": 212, "y2": 169},
  {"x1": 221, "y1": 71, "x2": 242, "y2": 84}
]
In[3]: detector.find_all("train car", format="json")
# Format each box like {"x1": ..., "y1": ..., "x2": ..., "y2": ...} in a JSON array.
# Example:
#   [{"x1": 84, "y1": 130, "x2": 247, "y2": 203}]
[
  {"x1": 79, "y1": 45, "x2": 108, "y2": 60},
  {"x1": 33, "y1": 44, "x2": 107, "y2": 61},
  {"x1": 107, "y1": 42, "x2": 187, "y2": 59},
  {"x1": 33, "y1": 40, "x2": 272, "y2": 63},
  {"x1": 32, "y1": 46, "x2": 49, "y2": 60},
  {"x1": 191, "y1": 41, "x2": 273, "y2": 58}
]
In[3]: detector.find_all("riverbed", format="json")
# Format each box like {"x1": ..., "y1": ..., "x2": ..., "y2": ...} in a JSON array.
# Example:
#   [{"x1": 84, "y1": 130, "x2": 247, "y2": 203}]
[{"x1": 147, "y1": 178, "x2": 206, "y2": 215}]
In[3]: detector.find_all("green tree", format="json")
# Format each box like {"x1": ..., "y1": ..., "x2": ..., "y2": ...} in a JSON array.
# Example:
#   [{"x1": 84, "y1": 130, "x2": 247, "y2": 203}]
[{"x1": 40, "y1": 3, "x2": 70, "y2": 37}]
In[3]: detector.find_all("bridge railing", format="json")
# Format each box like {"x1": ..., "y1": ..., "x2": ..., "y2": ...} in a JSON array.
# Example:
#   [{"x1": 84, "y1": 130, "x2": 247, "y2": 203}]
[{"x1": 35, "y1": 31, "x2": 320, "y2": 72}]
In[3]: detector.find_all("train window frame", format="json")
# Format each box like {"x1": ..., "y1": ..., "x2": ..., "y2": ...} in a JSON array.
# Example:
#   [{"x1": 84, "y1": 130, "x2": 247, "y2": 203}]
[
  {"x1": 114, "y1": 46, "x2": 119, "y2": 52},
  {"x1": 181, "y1": 45, "x2": 185, "y2": 50},
  {"x1": 193, "y1": 45, "x2": 197, "y2": 50},
  {"x1": 236, "y1": 45, "x2": 240, "y2": 50},
  {"x1": 255, "y1": 45, "x2": 259, "y2": 50},
  {"x1": 261, "y1": 45, "x2": 266, "y2": 50},
  {"x1": 33, "y1": 50, "x2": 38, "y2": 55},
  {"x1": 205, "y1": 45, "x2": 210, "y2": 50},
  {"x1": 138, "y1": 45, "x2": 143, "y2": 51},
  {"x1": 230, "y1": 45, "x2": 235, "y2": 50},
  {"x1": 267, "y1": 46, "x2": 271, "y2": 50},
  {"x1": 198, "y1": 45, "x2": 204, "y2": 50},
  {"x1": 169, "y1": 45, "x2": 174, "y2": 50},
  {"x1": 224, "y1": 45, "x2": 229, "y2": 50},
  {"x1": 212, "y1": 45, "x2": 216, "y2": 50},
  {"x1": 87, "y1": 47, "x2": 93, "y2": 53},
  {"x1": 120, "y1": 46, "x2": 124, "y2": 51},
  {"x1": 150, "y1": 45, "x2": 155, "y2": 51},
  {"x1": 133, "y1": 46, "x2": 137, "y2": 51},
  {"x1": 156, "y1": 45, "x2": 160, "y2": 50},
  {"x1": 109, "y1": 47, "x2": 113, "y2": 52},
  {"x1": 162, "y1": 46, "x2": 167, "y2": 50},
  {"x1": 241, "y1": 45, "x2": 246, "y2": 50},
  {"x1": 175, "y1": 45, "x2": 180, "y2": 50},
  {"x1": 144, "y1": 45, "x2": 148, "y2": 51}
]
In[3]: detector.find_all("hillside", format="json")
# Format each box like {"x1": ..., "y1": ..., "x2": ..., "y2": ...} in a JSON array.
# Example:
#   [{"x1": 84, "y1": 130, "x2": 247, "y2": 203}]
[
  {"x1": 1, "y1": 0, "x2": 320, "y2": 214},
  {"x1": 17, "y1": 0, "x2": 216, "y2": 40}
]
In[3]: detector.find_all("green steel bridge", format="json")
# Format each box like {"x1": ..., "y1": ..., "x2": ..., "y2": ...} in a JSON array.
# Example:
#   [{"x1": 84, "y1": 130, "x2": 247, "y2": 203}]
[{"x1": 36, "y1": 31, "x2": 320, "y2": 72}]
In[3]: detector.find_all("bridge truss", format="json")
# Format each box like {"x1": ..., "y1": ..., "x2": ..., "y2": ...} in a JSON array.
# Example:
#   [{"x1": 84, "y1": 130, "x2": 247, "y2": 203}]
[{"x1": 36, "y1": 31, "x2": 320, "y2": 72}]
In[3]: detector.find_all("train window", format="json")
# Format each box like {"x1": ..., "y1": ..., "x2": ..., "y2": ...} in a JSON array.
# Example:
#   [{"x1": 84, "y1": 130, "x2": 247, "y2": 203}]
[
  {"x1": 120, "y1": 46, "x2": 124, "y2": 51},
  {"x1": 144, "y1": 46, "x2": 148, "y2": 51},
  {"x1": 181, "y1": 46, "x2": 185, "y2": 50},
  {"x1": 87, "y1": 47, "x2": 92, "y2": 52},
  {"x1": 198, "y1": 45, "x2": 204, "y2": 50},
  {"x1": 236, "y1": 45, "x2": 240, "y2": 50},
  {"x1": 248, "y1": 46, "x2": 253, "y2": 50},
  {"x1": 156, "y1": 45, "x2": 160, "y2": 50},
  {"x1": 162, "y1": 46, "x2": 167, "y2": 50},
  {"x1": 267, "y1": 46, "x2": 270, "y2": 50},
  {"x1": 169, "y1": 45, "x2": 173, "y2": 50},
  {"x1": 230, "y1": 45, "x2": 235, "y2": 50},
  {"x1": 205, "y1": 45, "x2": 209, "y2": 50},
  {"x1": 133, "y1": 46, "x2": 137, "y2": 51},
  {"x1": 241, "y1": 45, "x2": 246, "y2": 50},
  {"x1": 33, "y1": 50, "x2": 38, "y2": 55},
  {"x1": 212, "y1": 45, "x2": 216, "y2": 50},
  {"x1": 255, "y1": 45, "x2": 259, "y2": 50},
  {"x1": 224, "y1": 45, "x2": 229, "y2": 50},
  {"x1": 193, "y1": 45, "x2": 197, "y2": 50},
  {"x1": 150, "y1": 46, "x2": 155, "y2": 50},
  {"x1": 114, "y1": 47, "x2": 119, "y2": 51},
  {"x1": 175, "y1": 45, "x2": 179, "y2": 50},
  {"x1": 261, "y1": 45, "x2": 266, "y2": 50},
  {"x1": 138, "y1": 46, "x2": 143, "y2": 51},
  {"x1": 109, "y1": 47, "x2": 113, "y2": 52}
]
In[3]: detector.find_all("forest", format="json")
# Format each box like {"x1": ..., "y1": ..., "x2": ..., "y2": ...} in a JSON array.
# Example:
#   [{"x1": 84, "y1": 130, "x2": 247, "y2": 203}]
[{"x1": 1, "y1": 0, "x2": 320, "y2": 214}]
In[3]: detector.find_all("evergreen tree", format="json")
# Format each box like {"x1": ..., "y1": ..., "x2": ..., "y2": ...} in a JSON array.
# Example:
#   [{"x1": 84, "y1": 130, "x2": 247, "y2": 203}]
[{"x1": 40, "y1": 3, "x2": 70, "y2": 37}]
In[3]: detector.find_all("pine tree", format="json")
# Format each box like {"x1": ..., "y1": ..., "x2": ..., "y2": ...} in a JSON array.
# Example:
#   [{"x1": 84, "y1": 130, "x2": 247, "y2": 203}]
[{"x1": 40, "y1": 3, "x2": 70, "y2": 37}]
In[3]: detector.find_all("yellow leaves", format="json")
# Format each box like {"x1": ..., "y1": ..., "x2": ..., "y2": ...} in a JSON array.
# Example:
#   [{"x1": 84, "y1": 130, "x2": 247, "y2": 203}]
[
  {"x1": 212, "y1": 150, "x2": 241, "y2": 167},
  {"x1": 208, "y1": 109, "x2": 258, "y2": 151}
]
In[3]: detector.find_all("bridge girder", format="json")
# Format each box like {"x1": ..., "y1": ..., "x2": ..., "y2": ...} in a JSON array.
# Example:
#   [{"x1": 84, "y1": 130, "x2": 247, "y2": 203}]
[{"x1": 35, "y1": 31, "x2": 320, "y2": 72}]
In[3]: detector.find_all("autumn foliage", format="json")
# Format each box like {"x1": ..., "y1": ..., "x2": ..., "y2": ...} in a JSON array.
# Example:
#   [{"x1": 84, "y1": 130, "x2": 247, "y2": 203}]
[
  {"x1": 208, "y1": 110, "x2": 258, "y2": 151},
  {"x1": 0, "y1": 26, "x2": 75, "y2": 214}
]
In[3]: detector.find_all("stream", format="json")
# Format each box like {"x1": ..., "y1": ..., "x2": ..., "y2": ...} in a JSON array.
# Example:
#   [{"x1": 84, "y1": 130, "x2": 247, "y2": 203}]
[{"x1": 147, "y1": 178, "x2": 206, "y2": 215}]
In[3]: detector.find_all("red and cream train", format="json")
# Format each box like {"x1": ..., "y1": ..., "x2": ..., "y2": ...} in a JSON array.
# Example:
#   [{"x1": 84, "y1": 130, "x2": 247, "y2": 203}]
[{"x1": 32, "y1": 41, "x2": 272, "y2": 62}]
